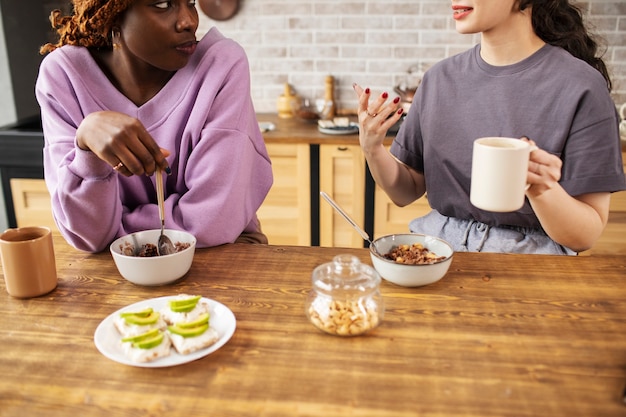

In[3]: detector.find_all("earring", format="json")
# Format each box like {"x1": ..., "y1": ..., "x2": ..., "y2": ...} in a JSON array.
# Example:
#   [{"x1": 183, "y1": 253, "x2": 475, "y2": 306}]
[{"x1": 111, "y1": 30, "x2": 120, "y2": 50}]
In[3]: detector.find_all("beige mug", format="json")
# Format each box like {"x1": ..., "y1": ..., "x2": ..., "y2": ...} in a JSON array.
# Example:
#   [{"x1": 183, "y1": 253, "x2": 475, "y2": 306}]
[
  {"x1": 470, "y1": 137, "x2": 536, "y2": 212},
  {"x1": 0, "y1": 226, "x2": 57, "y2": 298}
]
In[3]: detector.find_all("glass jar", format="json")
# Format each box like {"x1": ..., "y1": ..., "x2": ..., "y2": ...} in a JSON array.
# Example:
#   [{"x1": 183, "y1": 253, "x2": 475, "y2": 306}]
[{"x1": 306, "y1": 254, "x2": 384, "y2": 336}]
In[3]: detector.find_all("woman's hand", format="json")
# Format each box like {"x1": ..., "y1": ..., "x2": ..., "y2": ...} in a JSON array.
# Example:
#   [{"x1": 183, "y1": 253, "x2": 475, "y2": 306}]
[
  {"x1": 521, "y1": 137, "x2": 610, "y2": 252},
  {"x1": 522, "y1": 137, "x2": 562, "y2": 198},
  {"x1": 353, "y1": 83, "x2": 403, "y2": 155},
  {"x1": 76, "y1": 111, "x2": 170, "y2": 176}
]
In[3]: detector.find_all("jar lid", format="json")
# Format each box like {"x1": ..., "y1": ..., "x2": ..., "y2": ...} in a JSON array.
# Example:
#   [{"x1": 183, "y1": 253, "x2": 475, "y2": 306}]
[{"x1": 311, "y1": 254, "x2": 380, "y2": 294}]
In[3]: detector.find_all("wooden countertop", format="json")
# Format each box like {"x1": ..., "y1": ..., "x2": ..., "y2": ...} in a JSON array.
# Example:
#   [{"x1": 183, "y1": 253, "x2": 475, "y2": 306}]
[
  {"x1": 257, "y1": 113, "x2": 398, "y2": 145},
  {"x1": 1, "y1": 234, "x2": 626, "y2": 416},
  {"x1": 257, "y1": 113, "x2": 626, "y2": 152}
]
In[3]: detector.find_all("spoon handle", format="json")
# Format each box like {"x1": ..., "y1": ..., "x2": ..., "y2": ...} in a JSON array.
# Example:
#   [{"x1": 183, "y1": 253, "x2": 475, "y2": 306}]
[
  {"x1": 156, "y1": 169, "x2": 165, "y2": 227},
  {"x1": 320, "y1": 191, "x2": 370, "y2": 242}
]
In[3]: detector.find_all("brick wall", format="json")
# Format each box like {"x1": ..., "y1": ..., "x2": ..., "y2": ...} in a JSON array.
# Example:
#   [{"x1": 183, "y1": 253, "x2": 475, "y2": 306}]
[{"x1": 197, "y1": 0, "x2": 626, "y2": 114}]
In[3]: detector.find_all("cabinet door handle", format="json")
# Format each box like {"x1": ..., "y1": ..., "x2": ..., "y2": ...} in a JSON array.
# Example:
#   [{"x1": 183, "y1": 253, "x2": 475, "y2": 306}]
[{"x1": 337, "y1": 146, "x2": 348, "y2": 151}]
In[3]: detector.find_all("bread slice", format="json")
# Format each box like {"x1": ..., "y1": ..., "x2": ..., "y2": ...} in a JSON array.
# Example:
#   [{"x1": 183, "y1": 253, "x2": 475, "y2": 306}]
[
  {"x1": 121, "y1": 332, "x2": 172, "y2": 363},
  {"x1": 168, "y1": 327, "x2": 219, "y2": 355}
]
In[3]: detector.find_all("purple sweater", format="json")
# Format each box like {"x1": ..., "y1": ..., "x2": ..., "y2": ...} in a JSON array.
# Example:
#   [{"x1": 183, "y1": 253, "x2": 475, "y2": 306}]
[{"x1": 36, "y1": 28, "x2": 273, "y2": 252}]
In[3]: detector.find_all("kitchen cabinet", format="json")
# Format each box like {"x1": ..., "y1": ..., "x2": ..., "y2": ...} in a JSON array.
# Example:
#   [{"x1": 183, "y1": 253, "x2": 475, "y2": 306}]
[
  {"x1": 319, "y1": 144, "x2": 365, "y2": 248},
  {"x1": 4, "y1": 150, "x2": 312, "y2": 246},
  {"x1": 371, "y1": 146, "x2": 431, "y2": 238},
  {"x1": 10, "y1": 178, "x2": 57, "y2": 231},
  {"x1": 0, "y1": 142, "x2": 314, "y2": 246},
  {"x1": 257, "y1": 143, "x2": 310, "y2": 246},
  {"x1": 373, "y1": 186, "x2": 430, "y2": 238}
]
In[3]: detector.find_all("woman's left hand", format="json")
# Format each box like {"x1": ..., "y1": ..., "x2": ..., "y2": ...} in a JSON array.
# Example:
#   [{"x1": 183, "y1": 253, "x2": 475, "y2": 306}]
[
  {"x1": 353, "y1": 83, "x2": 404, "y2": 154},
  {"x1": 522, "y1": 137, "x2": 562, "y2": 197}
]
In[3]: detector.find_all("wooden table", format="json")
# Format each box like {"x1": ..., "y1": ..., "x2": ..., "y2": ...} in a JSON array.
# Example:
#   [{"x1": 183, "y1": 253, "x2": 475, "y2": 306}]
[{"x1": 1, "y1": 235, "x2": 626, "y2": 417}]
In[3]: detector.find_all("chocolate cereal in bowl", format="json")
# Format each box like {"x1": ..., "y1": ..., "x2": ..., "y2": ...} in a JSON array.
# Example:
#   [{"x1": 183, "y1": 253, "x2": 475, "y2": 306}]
[
  {"x1": 370, "y1": 233, "x2": 453, "y2": 287},
  {"x1": 110, "y1": 229, "x2": 196, "y2": 286}
]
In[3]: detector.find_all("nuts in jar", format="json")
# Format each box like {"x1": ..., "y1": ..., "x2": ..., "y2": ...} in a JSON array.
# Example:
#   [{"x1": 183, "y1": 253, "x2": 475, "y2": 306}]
[
  {"x1": 307, "y1": 298, "x2": 380, "y2": 336},
  {"x1": 306, "y1": 254, "x2": 384, "y2": 336}
]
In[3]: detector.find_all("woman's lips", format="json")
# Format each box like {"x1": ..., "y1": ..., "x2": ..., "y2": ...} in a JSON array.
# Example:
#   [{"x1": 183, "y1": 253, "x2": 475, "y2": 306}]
[
  {"x1": 452, "y1": 6, "x2": 473, "y2": 20},
  {"x1": 176, "y1": 41, "x2": 198, "y2": 55}
]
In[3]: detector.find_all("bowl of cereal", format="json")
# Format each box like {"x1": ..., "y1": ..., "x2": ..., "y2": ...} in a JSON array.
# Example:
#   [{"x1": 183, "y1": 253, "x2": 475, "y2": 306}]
[
  {"x1": 370, "y1": 233, "x2": 453, "y2": 287},
  {"x1": 110, "y1": 229, "x2": 196, "y2": 286}
]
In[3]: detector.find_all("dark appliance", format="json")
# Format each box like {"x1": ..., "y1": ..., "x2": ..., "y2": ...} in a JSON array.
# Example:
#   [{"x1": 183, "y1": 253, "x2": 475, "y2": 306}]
[{"x1": 0, "y1": 0, "x2": 70, "y2": 226}]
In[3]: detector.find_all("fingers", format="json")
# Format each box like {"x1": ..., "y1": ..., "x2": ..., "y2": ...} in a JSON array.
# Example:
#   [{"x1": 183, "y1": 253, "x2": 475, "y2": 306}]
[
  {"x1": 78, "y1": 112, "x2": 171, "y2": 177},
  {"x1": 125, "y1": 126, "x2": 170, "y2": 176},
  {"x1": 352, "y1": 83, "x2": 365, "y2": 96},
  {"x1": 526, "y1": 144, "x2": 562, "y2": 194},
  {"x1": 353, "y1": 83, "x2": 404, "y2": 124},
  {"x1": 108, "y1": 119, "x2": 169, "y2": 176},
  {"x1": 520, "y1": 136, "x2": 538, "y2": 150}
]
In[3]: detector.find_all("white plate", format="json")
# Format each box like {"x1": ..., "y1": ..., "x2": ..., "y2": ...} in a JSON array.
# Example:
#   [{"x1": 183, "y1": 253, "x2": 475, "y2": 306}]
[
  {"x1": 258, "y1": 121, "x2": 276, "y2": 132},
  {"x1": 94, "y1": 296, "x2": 236, "y2": 368},
  {"x1": 318, "y1": 123, "x2": 359, "y2": 135}
]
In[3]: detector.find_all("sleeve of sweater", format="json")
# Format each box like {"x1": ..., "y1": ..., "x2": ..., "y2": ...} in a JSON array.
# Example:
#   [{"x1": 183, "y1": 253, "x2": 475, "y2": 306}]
[{"x1": 36, "y1": 49, "x2": 125, "y2": 253}]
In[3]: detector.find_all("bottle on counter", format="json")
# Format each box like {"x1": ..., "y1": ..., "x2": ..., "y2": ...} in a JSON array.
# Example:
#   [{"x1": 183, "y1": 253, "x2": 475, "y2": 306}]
[
  {"x1": 321, "y1": 75, "x2": 336, "y2": 120},
  {"x1": 277, "y1": 83, "x2": 299, "y2": 118}
]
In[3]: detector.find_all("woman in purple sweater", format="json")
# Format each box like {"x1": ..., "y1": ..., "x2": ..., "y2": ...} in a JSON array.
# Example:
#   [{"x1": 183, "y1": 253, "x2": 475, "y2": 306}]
[{"x1": 36, "y1": 0, "x2": 272, "y2": 253}]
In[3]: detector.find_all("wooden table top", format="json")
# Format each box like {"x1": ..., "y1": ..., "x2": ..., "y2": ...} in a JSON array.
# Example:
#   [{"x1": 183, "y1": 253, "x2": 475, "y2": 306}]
[{"x1": 1, "y1": 234, "x2": 626, "y2": 417}]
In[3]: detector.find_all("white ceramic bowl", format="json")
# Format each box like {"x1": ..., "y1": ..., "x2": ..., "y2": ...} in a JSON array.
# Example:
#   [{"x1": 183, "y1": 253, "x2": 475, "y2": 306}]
[
  {"x1": 370, "y1": 233, "x2": 453, "y2": 287},
  {"x1": 110, "y1": 229, "x2": 196, "y2": 286}
]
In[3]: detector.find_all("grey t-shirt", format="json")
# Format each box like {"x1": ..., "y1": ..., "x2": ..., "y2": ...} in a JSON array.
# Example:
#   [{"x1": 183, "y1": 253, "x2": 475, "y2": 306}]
[{"x1": 391, "y1": 43, "x2": 626, "y2": 229}]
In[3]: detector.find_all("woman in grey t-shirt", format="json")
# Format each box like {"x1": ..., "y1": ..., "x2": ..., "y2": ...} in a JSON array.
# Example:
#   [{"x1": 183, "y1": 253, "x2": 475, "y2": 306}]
[{"x1": 354, "y1": 0, "x2": 625, "y2": 255}]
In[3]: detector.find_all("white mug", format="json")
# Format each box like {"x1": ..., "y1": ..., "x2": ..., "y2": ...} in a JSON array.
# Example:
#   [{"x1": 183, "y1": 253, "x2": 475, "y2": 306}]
[{"x1": 470, "y1": 137, "x2": 535, "y2": 212}]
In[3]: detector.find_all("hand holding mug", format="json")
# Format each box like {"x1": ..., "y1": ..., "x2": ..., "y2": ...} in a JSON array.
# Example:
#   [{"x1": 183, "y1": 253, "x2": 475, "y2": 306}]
[{"x1": 524, "y1": 137, "x2": 562, "y2": 198}]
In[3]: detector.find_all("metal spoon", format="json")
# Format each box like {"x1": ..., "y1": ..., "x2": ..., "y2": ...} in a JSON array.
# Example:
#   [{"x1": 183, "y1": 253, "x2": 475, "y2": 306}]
[
  {"x1": 319, "y1": 191, "x2": 383, "y2": 257},
  {"x1": 156, "y1": 168, "x2": 175, "y2": 256}
]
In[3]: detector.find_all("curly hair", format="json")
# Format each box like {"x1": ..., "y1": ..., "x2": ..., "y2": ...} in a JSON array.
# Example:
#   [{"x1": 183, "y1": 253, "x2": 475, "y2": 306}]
[
  {"x1": 39, "y1": 0, "x2": 134, "y2": 55},
  {"x1": 518, "y1": 0, "x2": 612, "y2": 91}
]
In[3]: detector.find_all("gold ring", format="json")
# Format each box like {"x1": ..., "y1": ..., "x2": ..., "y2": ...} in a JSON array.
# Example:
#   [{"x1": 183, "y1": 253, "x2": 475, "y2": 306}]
[
  {"x1": 367, "y1": 111, "x2": 378, "y2": 117},
  {"x1": 113, "y1": 162, "x2": 124, "y2": 171}
]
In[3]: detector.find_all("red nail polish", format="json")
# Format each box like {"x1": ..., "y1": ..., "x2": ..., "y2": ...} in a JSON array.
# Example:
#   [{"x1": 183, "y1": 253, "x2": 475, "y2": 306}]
[
  {"x1": 393, "y1": 97, "x2": 400, "y2": 104},
  {"x1": 382, "y1": 92, "x2": 388, "y2": 99},
  {"x1": 397, "y1": 108, "x2": 404, "y2": 115},
  {"x1": 365, "y1": 88, "x2": 370, "y2": 94}
]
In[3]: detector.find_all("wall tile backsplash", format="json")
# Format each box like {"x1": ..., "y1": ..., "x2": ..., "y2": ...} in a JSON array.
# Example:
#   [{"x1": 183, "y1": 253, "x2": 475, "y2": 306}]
[{"x1": 197, "y1": 0, "x2": 626, "y2": 115}]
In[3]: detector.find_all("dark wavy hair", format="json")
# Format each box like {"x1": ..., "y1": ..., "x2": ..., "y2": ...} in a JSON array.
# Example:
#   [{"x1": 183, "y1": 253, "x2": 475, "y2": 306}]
[
  {"x1": 40, "y1": 0, "x2": 134, "y2": 55},
  {"x1": 519, "y1": 0, "x2": 612, "y2": 90}
]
